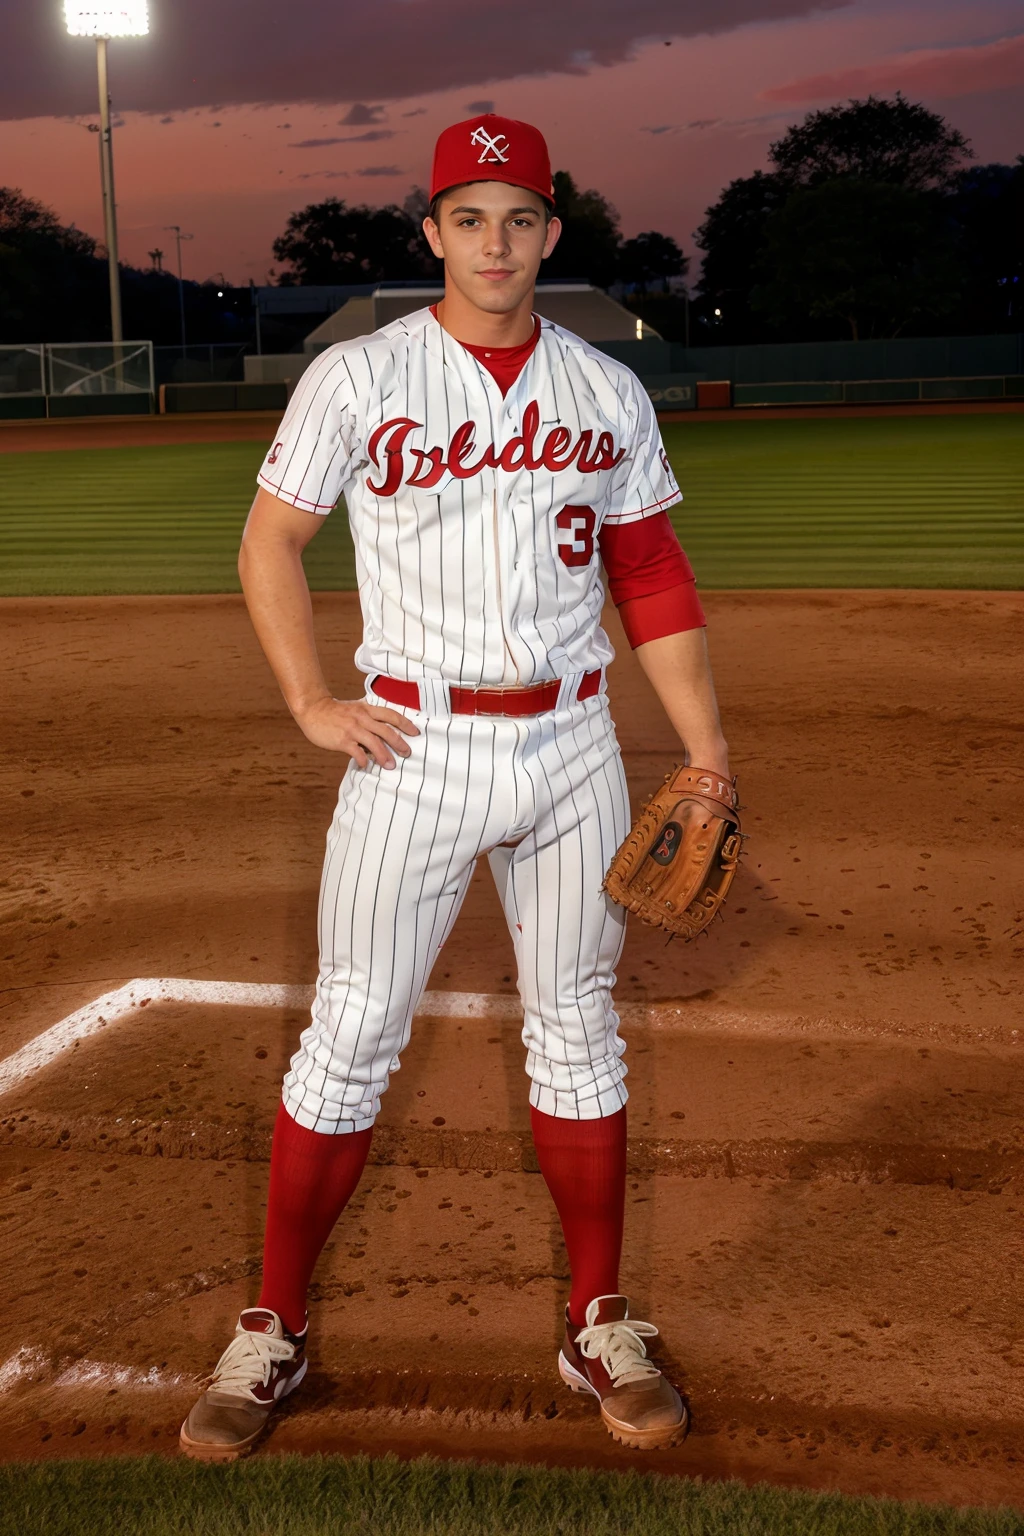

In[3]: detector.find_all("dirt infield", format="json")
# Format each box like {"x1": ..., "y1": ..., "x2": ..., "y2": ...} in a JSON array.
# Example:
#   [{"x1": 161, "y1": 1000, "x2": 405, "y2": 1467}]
[
  {"x1": 0, "y1": 412, "x2": 282, "y2": 454},
  {"x1": 1, "y1": 591, "x2": 1022, "y2": 1506}
]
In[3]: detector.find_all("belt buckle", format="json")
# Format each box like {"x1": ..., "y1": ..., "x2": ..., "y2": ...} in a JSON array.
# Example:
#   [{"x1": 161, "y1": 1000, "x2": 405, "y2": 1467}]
[
  {"x1": 466, "y1": 680, "x2": 551, "y2": 717},
  {"x1": 492, "y1": 682, "x2": 549, "y2": 699},
  {"x1": 450, "y1": 677, "x2": 563, "y2": 717}
]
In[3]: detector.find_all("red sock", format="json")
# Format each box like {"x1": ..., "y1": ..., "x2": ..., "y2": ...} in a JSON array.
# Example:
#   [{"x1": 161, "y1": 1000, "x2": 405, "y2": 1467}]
[
  {"x1": 257, "y1": 1102, "x2": 373, "y2": 1335},
  {"x1": 530, "y1": 1105, "x2": 627, "y2": 1327}
]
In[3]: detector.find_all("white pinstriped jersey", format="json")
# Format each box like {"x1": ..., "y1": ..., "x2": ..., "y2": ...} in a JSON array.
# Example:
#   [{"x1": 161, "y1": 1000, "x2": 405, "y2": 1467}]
[{"x1": 258, "y1": 307, "x2": 681, "y2": 687}]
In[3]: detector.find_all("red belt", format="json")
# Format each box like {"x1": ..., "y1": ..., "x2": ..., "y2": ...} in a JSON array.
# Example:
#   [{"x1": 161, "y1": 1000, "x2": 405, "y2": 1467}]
[{"x1": 371, "y1": 670, "x2": 602, "y2": 718}]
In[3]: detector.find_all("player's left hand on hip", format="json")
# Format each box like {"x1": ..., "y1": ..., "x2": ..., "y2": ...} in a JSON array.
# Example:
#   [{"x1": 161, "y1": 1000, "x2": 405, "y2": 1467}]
[{"x1": 292, "y1": 697, "x2": 419, "y2": 769}]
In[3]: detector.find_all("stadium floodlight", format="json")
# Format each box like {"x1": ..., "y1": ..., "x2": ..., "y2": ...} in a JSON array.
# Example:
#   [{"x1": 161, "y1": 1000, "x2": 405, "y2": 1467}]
[
  {"x1": 65, "y1": 2, "x2": 149, "y2": 349},
  {"x1": 64, "y1": 2, "x2": 148, "y2": 37}
]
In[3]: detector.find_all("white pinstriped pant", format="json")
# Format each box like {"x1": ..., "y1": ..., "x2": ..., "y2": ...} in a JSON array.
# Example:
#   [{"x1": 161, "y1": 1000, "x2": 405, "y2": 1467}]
[{"x1": 282, "y1": 685, "x2": 631, "y2": 1132}]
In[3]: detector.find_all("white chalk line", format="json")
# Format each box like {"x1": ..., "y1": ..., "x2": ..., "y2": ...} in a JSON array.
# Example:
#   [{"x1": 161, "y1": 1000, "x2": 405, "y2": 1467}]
[
  {"x1": 0, "y1": 976, "x2": 802, "y2": 1103},
  {"x1": 0, "y1": 979, "x2": 533, "y2": 1101},
  {"x1": 0, "y1": 979, "x2": 307, "y2": 1099},
  {"x1": 2, "y1": 975, "x2": 987, "y2": 1105},
  {"x1": 0, "y1": 1345, "x2": 192, "y2": 1397}
]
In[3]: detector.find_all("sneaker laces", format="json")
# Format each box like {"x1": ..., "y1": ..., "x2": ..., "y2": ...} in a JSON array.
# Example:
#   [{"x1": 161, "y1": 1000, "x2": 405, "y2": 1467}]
[
  {"x1": 208, "y1": 1326, "x2": 297, "y2": 1400},
  {"x1": 576, "y1": 1316, "x2": 662, "y2": 1387}
]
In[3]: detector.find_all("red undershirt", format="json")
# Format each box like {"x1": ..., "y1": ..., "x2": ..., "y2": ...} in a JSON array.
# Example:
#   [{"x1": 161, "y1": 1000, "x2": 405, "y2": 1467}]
[
  {"x1": 438, "y1": 309, "x2": 705, "y2": 648},
  {"x1": 458, "y1": 312, "x2": 544, "y2": 395}
]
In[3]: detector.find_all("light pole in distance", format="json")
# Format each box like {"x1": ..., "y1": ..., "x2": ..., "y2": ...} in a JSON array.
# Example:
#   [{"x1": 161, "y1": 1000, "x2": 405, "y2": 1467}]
[
  {"x1": 64, "y1": 1, "x2": 149, "y2": 347},
  {"x1": 165, "y1": 225, "x2": 194, "y2": 360}
]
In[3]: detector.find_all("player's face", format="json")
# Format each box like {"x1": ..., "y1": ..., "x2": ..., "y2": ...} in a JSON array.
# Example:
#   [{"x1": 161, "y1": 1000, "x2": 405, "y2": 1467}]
[{"x1": 423, "y1": 183, "x2": 562, "y2": 316}]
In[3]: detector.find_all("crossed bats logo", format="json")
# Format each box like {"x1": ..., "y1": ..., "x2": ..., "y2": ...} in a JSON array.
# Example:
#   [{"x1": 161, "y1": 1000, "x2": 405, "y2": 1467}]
[{"x1": 470, "y1": 125, "x2": 510, "y2": 164}]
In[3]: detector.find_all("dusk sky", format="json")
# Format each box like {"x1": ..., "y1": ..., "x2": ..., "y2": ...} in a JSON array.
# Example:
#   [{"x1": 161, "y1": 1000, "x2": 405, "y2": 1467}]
[{"x1": 1, "y1": 0, "x2": 1022, "y2": 285}]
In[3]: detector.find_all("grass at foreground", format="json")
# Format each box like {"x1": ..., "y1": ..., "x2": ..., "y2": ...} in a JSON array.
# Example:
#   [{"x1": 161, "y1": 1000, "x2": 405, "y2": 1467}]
[
  {"x1": 0, "y1": 1455, "x2": 1020, "y2": 1536},
  {"x1": 0, "y1": 412, "x2": 1021, "y2": 596}
]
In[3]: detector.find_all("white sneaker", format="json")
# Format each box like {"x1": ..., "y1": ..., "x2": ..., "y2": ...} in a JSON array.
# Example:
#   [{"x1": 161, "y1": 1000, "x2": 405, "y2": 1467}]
[{"x1": 179, "y1": 1307, "x2": 307, "y2": 1461}]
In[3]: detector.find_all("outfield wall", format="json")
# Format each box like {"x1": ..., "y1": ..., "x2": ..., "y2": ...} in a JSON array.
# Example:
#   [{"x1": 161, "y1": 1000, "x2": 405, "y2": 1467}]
[
  {"x1": 598, "y1": 332, "x2": 1024, "y2": 384},
  {"x1": 5, "y1": 330, "x2": 1023, "y2": 419}
]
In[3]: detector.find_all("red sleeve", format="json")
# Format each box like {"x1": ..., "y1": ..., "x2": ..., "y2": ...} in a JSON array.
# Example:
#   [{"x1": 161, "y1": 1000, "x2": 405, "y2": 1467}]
[
  {"x1": 598, "y1": 510, "x2": 693, "y2": 603},
  {"x1": 598, "y1": 510, "x2": 706, "y2": 647},
  {"x1": 617, "y1": 582, "x2": 706, "y2": 647}
]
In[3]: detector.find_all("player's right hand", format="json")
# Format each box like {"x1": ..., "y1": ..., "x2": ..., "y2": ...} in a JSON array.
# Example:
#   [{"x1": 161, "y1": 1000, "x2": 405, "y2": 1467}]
[{"x1": 293, "y1": 697, "x2": 419, "y2": 770}]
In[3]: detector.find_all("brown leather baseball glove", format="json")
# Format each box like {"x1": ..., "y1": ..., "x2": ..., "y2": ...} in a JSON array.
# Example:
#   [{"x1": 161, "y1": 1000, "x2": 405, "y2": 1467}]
[{"x1": 603, "y1": 765, "x2": 743, "y2": 940}]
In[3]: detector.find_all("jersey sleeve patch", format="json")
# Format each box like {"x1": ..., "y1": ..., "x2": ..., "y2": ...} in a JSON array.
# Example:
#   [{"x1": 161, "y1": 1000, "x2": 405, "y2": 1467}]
[
  {"x1": 256, "y1": 348, "x2": 360, "y2": 514},
  {"x1": 602, "y1": 381, "x2": 681, "y2": 526}
]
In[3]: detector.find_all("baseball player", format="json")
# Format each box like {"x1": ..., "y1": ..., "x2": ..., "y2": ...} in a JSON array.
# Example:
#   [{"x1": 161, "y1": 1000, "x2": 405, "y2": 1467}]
[{"x1": 180, "y1": 114, "x2": 730, "y2": 1459}]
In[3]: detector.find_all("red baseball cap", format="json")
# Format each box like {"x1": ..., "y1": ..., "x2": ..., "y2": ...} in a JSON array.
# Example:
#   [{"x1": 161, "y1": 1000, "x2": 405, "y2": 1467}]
[{"x1": 430, "y1": 114, "x2": 554, "y2": 207}]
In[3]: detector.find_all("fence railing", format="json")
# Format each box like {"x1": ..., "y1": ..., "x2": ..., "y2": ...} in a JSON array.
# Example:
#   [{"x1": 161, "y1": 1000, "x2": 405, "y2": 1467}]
[
  {"x1": 48, "y1": 342, "x2": 154, "y2": 397},
  {"x1": 732, "y1": 375, "x2": 1024, "y2": 408},
  {"x1": 0, "y1": 342, "x2": 154, "y2": 398},
  {"x1": 0, "y1": 345, "x2": 46, "y2": 397}
]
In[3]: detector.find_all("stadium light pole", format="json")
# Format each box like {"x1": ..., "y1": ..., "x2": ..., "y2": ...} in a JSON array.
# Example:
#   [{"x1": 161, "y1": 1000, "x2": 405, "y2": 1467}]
[
  {"x1": 64, "y1": 2, "x2": 150, "y2": 348},
  {"x1": 165, "y1": 225, "x2": 194, "y2": 358}
]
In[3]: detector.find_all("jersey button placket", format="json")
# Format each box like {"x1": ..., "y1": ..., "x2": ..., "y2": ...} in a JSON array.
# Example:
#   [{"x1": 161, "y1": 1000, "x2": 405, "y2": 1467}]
[
  {"x1": 491, "y1": 464, "x2": 520, "y2": 685},
  {"x1": 472, "y1": 368, "x2": 509, "y2": 685}
]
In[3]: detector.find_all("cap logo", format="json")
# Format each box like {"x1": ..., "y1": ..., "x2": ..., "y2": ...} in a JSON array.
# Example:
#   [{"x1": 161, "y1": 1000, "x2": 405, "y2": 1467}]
[{"x1": 470, "y1": 125, "x2": 510, "y2": 164}]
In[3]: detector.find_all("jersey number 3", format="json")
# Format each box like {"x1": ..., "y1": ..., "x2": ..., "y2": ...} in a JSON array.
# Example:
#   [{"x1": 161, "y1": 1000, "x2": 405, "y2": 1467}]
[{"x1": 556, "y1": 505, "x2": 596, "y2": 568}]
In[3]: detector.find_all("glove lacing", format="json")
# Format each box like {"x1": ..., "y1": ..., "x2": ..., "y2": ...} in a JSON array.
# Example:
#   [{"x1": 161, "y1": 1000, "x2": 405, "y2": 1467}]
[
  {"x1": 208, "y1": 1327, "x2": 297, "y2": 1400},
  {"x1": 576, "y1": 1317, "x2": 662, "y2": 1388}
]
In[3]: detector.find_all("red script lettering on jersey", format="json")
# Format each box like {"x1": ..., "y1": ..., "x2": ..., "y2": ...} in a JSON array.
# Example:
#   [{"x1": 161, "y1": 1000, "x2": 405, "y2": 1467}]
[{"x1": 365, "y1": 401, "x2": 625, "y2": 497}]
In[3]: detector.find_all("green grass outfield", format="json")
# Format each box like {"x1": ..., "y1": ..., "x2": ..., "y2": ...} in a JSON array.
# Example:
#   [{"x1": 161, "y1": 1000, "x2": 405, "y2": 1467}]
[
  {"x1": 1, "y1": 1454, "x2": 1021, "y2": 1536},
  {"x1": 0, "y1": 413, "x2": 1021, "y2": 596}
]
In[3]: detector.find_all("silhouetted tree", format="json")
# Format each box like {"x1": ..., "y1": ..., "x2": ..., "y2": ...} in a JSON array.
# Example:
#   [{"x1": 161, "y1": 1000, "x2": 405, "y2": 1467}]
[
  {"x1": 617, "y1": 230, "x2": 687, "y2": 294},
  {"x1": 693, "y1": 170, "x2": 787, "y2": 340},
  {"x1": 541, "y1": 170, "x2": 621, "y2": 288},
  {"x1": 0, "y1": 187, "x2": 102, "y2": 341},
  {"x1": 0, "y1": 186, "x2": 95, "y2": 260},
  {"x1": 769, "y1": 93, "x2": 972, "y2": 192},
  {"x1": 277, "y1": 177, "x2": 678, "y2": 296},
  {"x1": 751, "y1": 178, "x2": 961, "y2": 340},
  {"x1": 0, "y1": 186, "x2": 259, "y2": 346},
  {"x1": 695, "y1": 97, "x2": 977, "y2": 342},
  {"x1": 947, "y1": 158, "x2": 1024, "y2": 329},
  {"x1": 272, "y1": 199, "x2": 434, "y2": 284}
]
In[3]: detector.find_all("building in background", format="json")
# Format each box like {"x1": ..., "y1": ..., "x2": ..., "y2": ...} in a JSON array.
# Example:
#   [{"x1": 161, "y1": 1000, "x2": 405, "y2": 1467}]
[{"x1": 245, "y1": 281, "x2": 658, "y2": 391}]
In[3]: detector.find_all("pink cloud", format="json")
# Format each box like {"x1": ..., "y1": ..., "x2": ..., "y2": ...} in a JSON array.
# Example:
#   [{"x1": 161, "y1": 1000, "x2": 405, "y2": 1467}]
[
  {"x1": 763, "y1": 30, "x2": 1024, "y2": 104},
  {"x1": 0, "y1": 0, "x2": 851, "y2": 121}
]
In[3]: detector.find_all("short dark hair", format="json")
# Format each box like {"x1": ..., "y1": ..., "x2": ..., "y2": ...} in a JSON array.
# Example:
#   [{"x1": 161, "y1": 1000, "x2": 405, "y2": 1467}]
[{"x1": 428, "y1": 183, "x2": 553, "y2": 225}]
